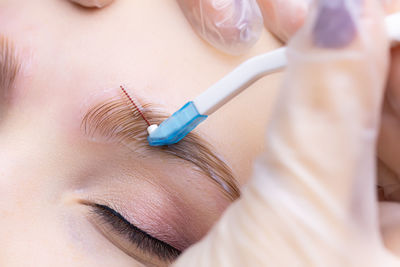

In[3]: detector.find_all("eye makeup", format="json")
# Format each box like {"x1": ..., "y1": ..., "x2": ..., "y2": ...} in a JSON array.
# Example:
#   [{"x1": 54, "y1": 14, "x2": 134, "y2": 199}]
[
  {"x1": 90, "y1": 203, "x2": 180, "y2": 264},
  {"x1": 79, "y1": 88, "x2": 241, "y2": 264},
  {"x1": 82, "y1": 92, "x2": 240, "y2": 201}
]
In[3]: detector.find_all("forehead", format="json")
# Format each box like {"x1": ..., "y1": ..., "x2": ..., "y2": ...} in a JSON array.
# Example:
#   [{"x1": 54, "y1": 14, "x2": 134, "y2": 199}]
[
  {"x1": 1, "y1": 0, "x2": 227, "y2": 106},
  {"x1": 0, "y1": 0, "x2": 281, "y2": 184},
  {"x1": 1, "y1": 1, "x2": 235, "y2": 127}
]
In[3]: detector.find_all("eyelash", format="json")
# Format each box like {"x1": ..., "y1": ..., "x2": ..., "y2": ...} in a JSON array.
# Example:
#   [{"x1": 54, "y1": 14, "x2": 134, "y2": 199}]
[{"x1": 92, "y1": 204, "x2": 181, "y2": 262}]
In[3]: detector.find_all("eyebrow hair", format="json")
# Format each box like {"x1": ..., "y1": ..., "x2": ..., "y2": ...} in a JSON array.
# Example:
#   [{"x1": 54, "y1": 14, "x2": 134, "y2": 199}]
[
  {"x1": 82, "y1": 94, "x2": 240, "y2": 201},
  {"x1": 0, "y1": 36, "x2": 20, "y2": 100}
]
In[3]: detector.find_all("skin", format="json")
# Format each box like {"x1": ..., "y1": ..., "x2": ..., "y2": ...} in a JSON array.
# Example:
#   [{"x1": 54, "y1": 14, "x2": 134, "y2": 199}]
[{"x1": 0, "y1": 0, "x2": 282, "y2": 266}]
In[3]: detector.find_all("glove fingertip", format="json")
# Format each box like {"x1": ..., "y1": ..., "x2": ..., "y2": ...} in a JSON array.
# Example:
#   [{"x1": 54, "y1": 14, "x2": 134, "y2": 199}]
[{"x1": 178, "y1": 0, "x2": 263, "y2": 55}]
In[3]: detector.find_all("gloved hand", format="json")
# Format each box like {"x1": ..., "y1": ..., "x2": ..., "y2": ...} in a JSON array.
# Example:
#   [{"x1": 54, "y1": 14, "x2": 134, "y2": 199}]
[
  {"x1": 177, "y1": 0, "x2": 310, "y2": 54},
  {"x1": 177, "y1": 0, "x2": 400, "y2": 54},
  {"x1": 176, "y1": 0, "x2": 264, "y2": 55},
  {"x1": 173, "y1": 0, "x2": 400, "y2": 266}
]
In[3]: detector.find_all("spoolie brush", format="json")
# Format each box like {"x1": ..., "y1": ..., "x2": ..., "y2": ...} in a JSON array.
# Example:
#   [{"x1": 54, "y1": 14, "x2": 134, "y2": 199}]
[
  {"x1": 120, "y1": 85, "x2": 151, "y2": 126},
  {"x1": 120, "y1": 86, "x2": 159, "y2": 135}
]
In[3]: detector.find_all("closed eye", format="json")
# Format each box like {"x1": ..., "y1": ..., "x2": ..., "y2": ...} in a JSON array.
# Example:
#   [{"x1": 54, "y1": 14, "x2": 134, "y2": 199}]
[
  {"x1": 91, "y1": 204, "x2": 181, "y2": 263},
  {"x1": 81, "y1": 97, "x2": 240, "y2": 201}
]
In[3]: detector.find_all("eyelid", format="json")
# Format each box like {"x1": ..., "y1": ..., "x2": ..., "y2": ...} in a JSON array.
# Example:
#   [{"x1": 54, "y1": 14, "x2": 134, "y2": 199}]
[
  {"x1": 82, "y1": 96, "x2": 240, "y2": 201},
  {"x1": 89, "y1": 203, "x2": 181, "y2": 263}
]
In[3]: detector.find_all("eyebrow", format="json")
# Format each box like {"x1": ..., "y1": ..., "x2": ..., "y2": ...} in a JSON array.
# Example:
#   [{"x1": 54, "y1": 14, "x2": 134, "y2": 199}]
[
  {"x1": 0, "y1": 36, "x2": 20, "y2": 100},
  {"x1": 82, "y1": 94, "x2": 241, "y2": 201}
]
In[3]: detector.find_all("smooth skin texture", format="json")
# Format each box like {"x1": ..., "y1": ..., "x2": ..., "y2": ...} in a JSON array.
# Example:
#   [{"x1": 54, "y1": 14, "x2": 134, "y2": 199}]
[
  {"x1": 0, "y1": 0, "x2": 282, "y2": 266},
  {"x1": 175, "y1": 0, "x2": 400, "y2": 260}
]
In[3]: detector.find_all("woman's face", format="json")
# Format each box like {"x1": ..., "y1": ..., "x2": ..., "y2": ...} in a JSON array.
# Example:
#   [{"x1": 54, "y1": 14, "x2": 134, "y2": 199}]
[{"x1": 0, "y1": 0, "x2": 281, "y2": 266}]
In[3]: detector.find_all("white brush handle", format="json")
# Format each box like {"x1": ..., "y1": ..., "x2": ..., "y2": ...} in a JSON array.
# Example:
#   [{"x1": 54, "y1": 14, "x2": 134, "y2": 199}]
[
  {"x1": 194, "y1": 47, "x2": 286, "y2": 115},
  {"x1": 193, "y1": 13, "x2": 400, "y2": 116}
]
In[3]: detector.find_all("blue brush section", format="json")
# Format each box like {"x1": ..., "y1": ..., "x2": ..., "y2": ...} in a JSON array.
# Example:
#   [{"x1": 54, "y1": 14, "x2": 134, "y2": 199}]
[{"x1": 147, "y1": 101, "x2": 208, "y2": 146}]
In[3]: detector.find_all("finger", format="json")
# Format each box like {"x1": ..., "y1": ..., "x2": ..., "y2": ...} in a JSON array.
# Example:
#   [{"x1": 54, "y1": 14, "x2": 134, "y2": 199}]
[
  {"x1": 68, "y1": 0, "x2": 114, "y2": 8},
  {"x1": 264, "y1": 0, "x2": 388, "y2": 231},
  {"x1": 256, "y1": 0, "x2": 400, "y2": 43},
  {"x1": 378, "y1": 46, "x2": 400, "y2": 181},
  {"x1": 174, "y1": 0, "x2": 390, "y2": 266},
  {"x1": 177, "y1": 0, "x2": 263, "y2": 55},
  {"x1": 380, "y1": 202, "x2": 400, "y2": 255},
  {"x1": 257, "y1": 0, "x2": 310, "y2": 42},
  {"x1": 382, "y1": 0, "x2": 400, "y2": 13},
  {"x1": 378, "y1": 0, "x2": 400, "y2": 182}
]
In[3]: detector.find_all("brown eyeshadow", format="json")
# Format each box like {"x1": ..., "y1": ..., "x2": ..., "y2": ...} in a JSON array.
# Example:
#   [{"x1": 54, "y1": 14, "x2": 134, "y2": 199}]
[{"x1": 82, "y1": 96, "x2": 241, "y2": 201}]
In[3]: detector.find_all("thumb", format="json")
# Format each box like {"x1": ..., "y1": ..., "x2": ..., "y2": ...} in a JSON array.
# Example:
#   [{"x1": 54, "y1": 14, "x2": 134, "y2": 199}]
[
  {"x1": 177, "y1": 0, "x2": 263, "y2": 55},
  {"x1": 257, "y1": 0, "x2": 310, "y2": 42},
  {"x1": 173, "y1": 0, "x2": 391, "y2": 266}
]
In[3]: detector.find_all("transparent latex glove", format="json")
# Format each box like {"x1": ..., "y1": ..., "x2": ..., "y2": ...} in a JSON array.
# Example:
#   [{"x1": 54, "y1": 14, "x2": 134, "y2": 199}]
[
  {"x1": 257, "y1": 0, "x2": 400, "y2": 253},
  {"x1": 177, "y1": 0, "x2": 264, "y2": 55},
  {"x1": 257, "y1": 0, "x2": 400, "y2": 42},
  {"x1": 173, "y1": 0, "x2": 400, "y2": 266},
  {"x1": 67, "y1": 0, "x2": 114, "y2": 8},
  {"x1": 177, "y1": 0, "x2": 310, "y2": 54},
  {"x1": 178, "y1": 0, "x2": 400, "y2": 54},
  {"x1": 256, "y1": 0, "x2": 311, "y2": 42}
]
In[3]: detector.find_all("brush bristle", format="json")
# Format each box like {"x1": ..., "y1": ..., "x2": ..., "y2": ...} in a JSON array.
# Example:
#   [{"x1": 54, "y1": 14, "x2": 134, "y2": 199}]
[{"x1": 120, "y1": 85, "x2": 151, "y2": 126}]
